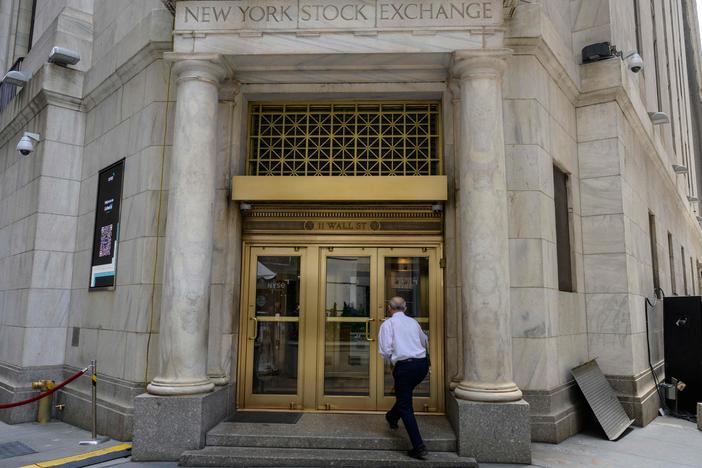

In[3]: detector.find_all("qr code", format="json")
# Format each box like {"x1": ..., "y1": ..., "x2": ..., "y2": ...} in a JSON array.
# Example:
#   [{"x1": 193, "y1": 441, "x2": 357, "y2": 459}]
[{"x1": 99, "y1": 224, "x2": 113, "y2": 257}]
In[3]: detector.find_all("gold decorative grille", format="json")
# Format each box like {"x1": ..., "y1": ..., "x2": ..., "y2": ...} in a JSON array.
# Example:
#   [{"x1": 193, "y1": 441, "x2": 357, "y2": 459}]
[{"x1": 247, "y1": 102, "x2": 442, "y2": 176}]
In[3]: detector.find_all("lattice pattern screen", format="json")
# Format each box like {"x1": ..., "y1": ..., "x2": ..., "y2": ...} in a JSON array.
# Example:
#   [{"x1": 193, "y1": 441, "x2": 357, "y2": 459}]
[{"x1": 247, "y1": 102, "x2": 442, "y2": 176}]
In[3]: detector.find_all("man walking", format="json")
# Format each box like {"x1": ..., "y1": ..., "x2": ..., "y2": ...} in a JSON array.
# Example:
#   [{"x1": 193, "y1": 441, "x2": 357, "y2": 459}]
[{"x1": 378, "y1": 296, "x2": 430, "y2": 460}]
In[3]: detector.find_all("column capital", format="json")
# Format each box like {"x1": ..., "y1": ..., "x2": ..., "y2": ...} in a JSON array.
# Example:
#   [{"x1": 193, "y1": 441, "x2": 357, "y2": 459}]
[
  {"x1": 164, "y1": 53, "x2": 231, "y2": 85},
  {"x1": 452, "y1": 49, "x2": 511, "y2": 80}
]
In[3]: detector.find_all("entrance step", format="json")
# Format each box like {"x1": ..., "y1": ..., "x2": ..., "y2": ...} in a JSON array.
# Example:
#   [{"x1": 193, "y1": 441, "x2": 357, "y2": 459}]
[
  {"x1": 206, "y1": 413, "x2": 456, "y2": 451},
  {"x1": 180, "y1": 446, "x2": 478, "y2": 467}
]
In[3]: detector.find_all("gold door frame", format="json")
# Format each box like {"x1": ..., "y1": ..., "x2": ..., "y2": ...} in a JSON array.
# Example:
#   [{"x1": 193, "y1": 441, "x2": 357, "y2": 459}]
[{"x1": 236, "y1": 236, "x2": 445, "y2": 413}]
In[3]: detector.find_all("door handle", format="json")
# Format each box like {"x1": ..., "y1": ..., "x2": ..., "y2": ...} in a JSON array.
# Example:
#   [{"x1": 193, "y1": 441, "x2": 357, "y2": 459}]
[
  {"x1": 248, "y1": 317, "x2": 259, "y2": 340},
  {"x1": 365, "y1": 318, "x2": 375, "y2": 341}
]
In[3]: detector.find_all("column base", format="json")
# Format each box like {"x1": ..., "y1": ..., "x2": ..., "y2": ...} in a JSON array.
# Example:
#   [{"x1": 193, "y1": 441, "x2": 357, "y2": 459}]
[
  {"x1": 208, "y1": 375, "x2": 229, "y2": 386},
  {"x1": 454, "y1": 381, "x2": 523, "y2": 402},
  {"x1": 132, "y1": 384, "x2": 232, "y2": 461},
  {"x1": 447, "y1": 392, "x2": 531, "y2": 464},
  {"x1": 147, "y1": 378, "x2": 214, "y2": 396}
]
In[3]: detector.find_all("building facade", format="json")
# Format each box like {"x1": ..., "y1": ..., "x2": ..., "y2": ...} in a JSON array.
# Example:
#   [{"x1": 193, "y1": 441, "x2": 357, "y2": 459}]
[{"x1": 0, "y1": 0, "x2": 701, "y2": 463}]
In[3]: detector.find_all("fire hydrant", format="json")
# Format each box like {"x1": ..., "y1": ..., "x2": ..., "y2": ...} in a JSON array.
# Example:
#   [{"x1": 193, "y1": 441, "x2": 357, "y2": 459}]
[{"x1": 31, "y1": 380, "x2": 55, "y2": 423}]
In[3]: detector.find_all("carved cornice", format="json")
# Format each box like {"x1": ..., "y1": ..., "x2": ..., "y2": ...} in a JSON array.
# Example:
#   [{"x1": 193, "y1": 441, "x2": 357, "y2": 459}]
[
  {"x1": 0, "y1": 64, "x2": 84, "y2": 145},
  {"x1": 83, "y1": 42, "x2": 172, "y2": 112},
  {"x1": 505, "y1": 36, "x2": 579, "y2": 103}
]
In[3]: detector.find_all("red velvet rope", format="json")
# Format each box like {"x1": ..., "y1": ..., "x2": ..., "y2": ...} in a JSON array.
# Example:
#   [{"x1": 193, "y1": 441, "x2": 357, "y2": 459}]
[{"x1": 0, "y1": 368, "x2": 88, "y2": 409}]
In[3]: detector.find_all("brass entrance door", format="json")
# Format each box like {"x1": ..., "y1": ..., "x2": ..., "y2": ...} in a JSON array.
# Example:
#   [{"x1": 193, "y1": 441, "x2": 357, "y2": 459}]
[
  {"x1": 239, "y1": 243, "x2": 442, "y2": 412},
  {"x1": 317, "y1": 248, "x2": 378, "y2": 410},
  {"x1": 242, "y1": 247, "x2": 310, "y2": 409},
  {"x1": 377, "y1": 248, "x2": 438, "y2": 412}
]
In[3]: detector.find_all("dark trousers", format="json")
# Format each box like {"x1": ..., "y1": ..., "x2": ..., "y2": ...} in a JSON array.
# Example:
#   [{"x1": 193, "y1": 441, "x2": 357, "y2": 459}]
[{"x1": 386, "y1": 358, "x2": 429, "y2": 450}]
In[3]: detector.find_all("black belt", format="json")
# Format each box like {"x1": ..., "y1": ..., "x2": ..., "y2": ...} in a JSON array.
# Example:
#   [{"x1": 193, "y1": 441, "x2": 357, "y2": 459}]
[{"x1": 396, "y1": 357, "x2": 427, "y2": 364}]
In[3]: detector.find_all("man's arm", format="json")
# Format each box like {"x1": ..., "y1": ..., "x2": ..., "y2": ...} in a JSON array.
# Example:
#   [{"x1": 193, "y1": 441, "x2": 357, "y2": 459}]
[
  {"x1": 378, "y1": 321, "x2": 393, "y2": 363},
  {"x1": 417, "y1": 322, "x2": 428, "y2": 350}
]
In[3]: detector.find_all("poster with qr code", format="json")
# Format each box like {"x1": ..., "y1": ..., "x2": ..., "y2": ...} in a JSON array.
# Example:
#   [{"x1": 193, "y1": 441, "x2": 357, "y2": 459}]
[
  {"x1": 99, "y1": 224, "x2": 113, "y2": 257},
  {"x1": 91, "y1": 160, "x2": 124, "y2": 289}
]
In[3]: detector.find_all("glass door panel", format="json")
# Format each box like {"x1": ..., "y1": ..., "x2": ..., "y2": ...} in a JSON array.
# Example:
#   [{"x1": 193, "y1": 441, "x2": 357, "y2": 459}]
[
  {"x1": 377, "y1": 248, "x2": 438, "y2": 412},
  {"x1": 318, "y1": 249, "x2": 378, "y2": 410},
  {"x1": 244, "y1": 249, "x2": 306, "y2": 408}
]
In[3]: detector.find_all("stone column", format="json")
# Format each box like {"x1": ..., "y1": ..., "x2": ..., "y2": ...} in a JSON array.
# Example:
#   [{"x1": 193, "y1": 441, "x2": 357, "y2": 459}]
[
  {"x1": 147, "y1": 56, "x2": 227, "y2": 397},
  {"x1": 452, "y1": 49, "x2": 521, "y2": 403},
  {"x1": 448, "y1": 79, "x2": 463, "y2": 391},
  {"x1": 448, "y1": 49, "x2": 530, "y2": 464}
]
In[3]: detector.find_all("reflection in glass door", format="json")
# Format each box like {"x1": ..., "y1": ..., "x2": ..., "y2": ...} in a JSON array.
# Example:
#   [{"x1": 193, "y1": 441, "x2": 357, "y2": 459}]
[
  {"x1": 243, "y1": 248, "x2": 305, "y2": 409},
  {"x1": 318, "y1": 249, "x2": 378, "y2": 410}
]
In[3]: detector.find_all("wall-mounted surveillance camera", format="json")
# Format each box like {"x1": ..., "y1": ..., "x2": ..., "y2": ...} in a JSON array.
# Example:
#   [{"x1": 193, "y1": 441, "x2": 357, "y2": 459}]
[
  {"x1": 649, "y1": 111, "x2": 670, "y2": 125},
  {"x1": 48, "y1": 46, "x2": 80, "y2": 66},
  {"x1": 624, "y1": 52, "x2": 643, "y2": 73},
  {"x1": 239, "y1": 202, "x2": 252, "y2": 212},
  {"x1": 688, "y1": 195, "x2": 698, "y2": 202},
  {"x1": 17, "y1": 132, "x2": 40, "y2": 156},
  {"x1": 672, "y1": 164, "x2": 689, "y2": 174},
  {"x1": 581, "y1": 42, "x2": 614, "y2": 63},
  {"x1": 431, "y1": 203, "x2": 444, "y2": 213},
  {"x1": 2, "y1": 70, "x2": 31, "y2": 87}
]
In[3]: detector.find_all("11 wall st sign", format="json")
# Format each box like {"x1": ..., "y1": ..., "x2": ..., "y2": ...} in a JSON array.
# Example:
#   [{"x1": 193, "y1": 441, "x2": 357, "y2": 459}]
[{"x1": 175, "y1": 1, "x2": 502, "y2": 31}]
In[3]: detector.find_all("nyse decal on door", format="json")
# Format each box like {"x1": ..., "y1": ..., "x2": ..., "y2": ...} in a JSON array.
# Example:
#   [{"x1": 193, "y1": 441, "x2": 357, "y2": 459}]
[{"x1": 176, "y1": 1, "x2": 501, "y2": 31}]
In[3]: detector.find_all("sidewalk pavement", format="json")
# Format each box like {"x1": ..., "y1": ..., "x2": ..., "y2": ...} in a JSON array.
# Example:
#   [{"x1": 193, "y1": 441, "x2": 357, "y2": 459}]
[{"x1": 1, "y1": 415, "x2": 700, "y2": 467}]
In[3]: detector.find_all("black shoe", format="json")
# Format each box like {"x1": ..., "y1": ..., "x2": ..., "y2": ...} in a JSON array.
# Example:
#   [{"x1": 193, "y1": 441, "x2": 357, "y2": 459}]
[
  {"x1": 385, "y1": 413, "x2": 399, "y2": 430},
  {"x1": 407, "y1": 447, "x2": 428, "y2": 460}
]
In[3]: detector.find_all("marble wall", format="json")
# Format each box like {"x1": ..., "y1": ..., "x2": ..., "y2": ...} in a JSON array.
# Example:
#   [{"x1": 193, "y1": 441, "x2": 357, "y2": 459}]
[
  {"x1": 0, "y1": 105, "x2": 80, "y2": 370},
  {"x1": 57, "y1": 0, "x2": 172, "y2": 437},
  {"x1": 61, "y1": 0, "x2": 170, "y2": 412},
  {"x1": 504, "y1": 53, "x2": 588, "y2": 395},
  {"x1": 505, "y1": 0, "x2": 702, "y2": 435}
]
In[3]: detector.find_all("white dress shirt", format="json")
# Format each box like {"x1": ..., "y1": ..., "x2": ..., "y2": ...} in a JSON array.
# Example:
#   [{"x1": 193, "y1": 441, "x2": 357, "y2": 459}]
[{"x1": 378, "y1": 311, "x2": 428, "y2": 365}]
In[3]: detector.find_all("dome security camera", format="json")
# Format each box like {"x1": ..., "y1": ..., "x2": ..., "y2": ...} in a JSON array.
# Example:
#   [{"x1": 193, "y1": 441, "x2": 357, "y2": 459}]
[
  {"x1": 624, "y1": 52, "x2": 643, "y2": 73},
  {"x1": 17, "y1": 132, "x2": 40, "y2": 156}
]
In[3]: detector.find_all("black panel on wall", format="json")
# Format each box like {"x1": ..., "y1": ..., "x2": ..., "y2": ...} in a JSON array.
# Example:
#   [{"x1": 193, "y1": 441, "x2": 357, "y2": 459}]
[
  {"x1": 663, "y1": 296, "x2": 702, "y2": 413},
  {"x1": 89, "y1": 159, "x2": 124, "y2": 289}
]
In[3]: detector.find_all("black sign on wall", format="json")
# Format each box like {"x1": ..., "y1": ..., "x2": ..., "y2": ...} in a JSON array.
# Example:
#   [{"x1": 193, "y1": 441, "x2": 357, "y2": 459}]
[{"x1": 90, "y1": 160, "x2": 124, "y2": 289}]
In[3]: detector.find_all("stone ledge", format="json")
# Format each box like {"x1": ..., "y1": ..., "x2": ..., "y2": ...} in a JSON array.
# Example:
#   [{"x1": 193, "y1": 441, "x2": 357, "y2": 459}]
[
  {"x1": 530, "y1": 404, "x2": 586, "y2": 443},
  {"x1": 522, "y1": 381, "x2": 586, "y2": 443}
]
